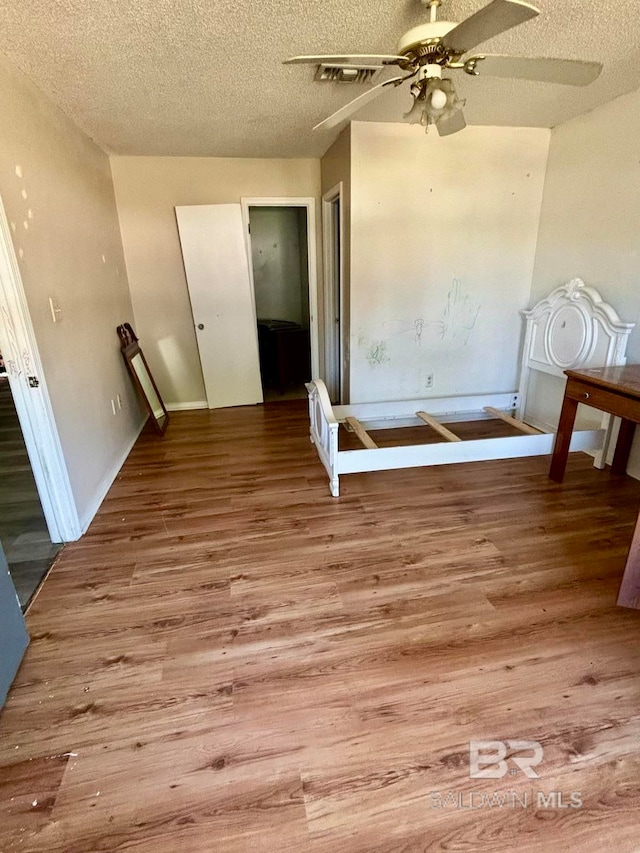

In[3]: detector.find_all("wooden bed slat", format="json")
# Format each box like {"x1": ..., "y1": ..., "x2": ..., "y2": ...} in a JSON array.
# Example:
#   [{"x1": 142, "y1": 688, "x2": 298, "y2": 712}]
[
  {"x1": 416, "y1": 411, "x2": 462, "y2": 443},
  {"x1": 483, "y1": 406, "x2": 542, "y2": 436},
  {"x1": 345, "y1": 416, "x2": 378, "y2": 449}
]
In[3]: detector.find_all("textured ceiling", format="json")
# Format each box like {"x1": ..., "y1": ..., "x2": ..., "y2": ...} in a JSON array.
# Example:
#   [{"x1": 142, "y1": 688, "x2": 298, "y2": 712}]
[{"x1": 1, "y1": 0, "x2": 640, "y2": 158}]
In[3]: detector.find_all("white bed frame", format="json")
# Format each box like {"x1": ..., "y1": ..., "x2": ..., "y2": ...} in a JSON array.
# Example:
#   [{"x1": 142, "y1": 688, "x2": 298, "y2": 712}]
[{"x1": 308, "y1": 279, "x2": 635, "y2": 497}]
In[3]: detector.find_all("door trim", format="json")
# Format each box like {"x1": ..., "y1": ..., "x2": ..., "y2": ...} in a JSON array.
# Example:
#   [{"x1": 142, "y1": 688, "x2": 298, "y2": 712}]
[
  {"x1": 240, "y1": 197, "x2": 319, "y2": 380},
  {"x1": 322, "y1": 183, "x2": 344, "y2": 403},
  {"x1": 0, "y1": 193, "x2": 80, "y2": 542}
]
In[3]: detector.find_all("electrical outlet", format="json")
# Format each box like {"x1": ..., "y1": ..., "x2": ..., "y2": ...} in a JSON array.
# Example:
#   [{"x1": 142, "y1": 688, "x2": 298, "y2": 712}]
[
  {"x1": 116, "y1": 394, "x2": 122, "y2": 410},
  {"x1": 425, "y1": 373, "x2": 434, "y2": 389},
  {"x1": 111, "y1": 399, "x2": 117, "y2": 415}
]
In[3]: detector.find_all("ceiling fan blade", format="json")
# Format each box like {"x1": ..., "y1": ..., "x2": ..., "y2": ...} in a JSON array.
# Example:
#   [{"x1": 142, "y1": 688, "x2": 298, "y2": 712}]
[
  {"x1": 285, "y1": 54, "x2": 405, "y2": 67},
  {"x1": 442, "y1": 0, "x2": 539, "y2": 54},
  {"x1": 313, "y1": 76, "x2": 405, "y2": 131},
  {"x1": 469, "y1": 54, "x2": 603, "y2": 86},
  {"x1": 436, "y1": 109, "x2": 467, "y2": 136}
]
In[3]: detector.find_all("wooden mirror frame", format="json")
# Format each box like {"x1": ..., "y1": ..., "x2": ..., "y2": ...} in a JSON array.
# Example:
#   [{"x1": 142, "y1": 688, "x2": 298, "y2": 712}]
[{"x1": 117, "y1": 323, "x2": 169, "y2": 435}]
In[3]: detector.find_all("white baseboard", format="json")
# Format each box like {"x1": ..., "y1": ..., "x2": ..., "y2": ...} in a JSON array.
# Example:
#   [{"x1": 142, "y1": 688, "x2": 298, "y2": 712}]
[
  {"x1": 77, "y1": 402, "x2": 208, "y2": 535},
  {"x1": 166, "y1": 400, "x2": 208, "y2": 411},
  {"x1": 627, "y1": 460, "x2": 640, "y2": 481},
  {"x1": 524, "y1": 415, "x2": 556, "y2": 434},
  {"x1": 583, "y1": 447, "x2": 640, "y2": 481},
  {"x1": 78, "y1": 418, "x2": 147, "y2": 534}
]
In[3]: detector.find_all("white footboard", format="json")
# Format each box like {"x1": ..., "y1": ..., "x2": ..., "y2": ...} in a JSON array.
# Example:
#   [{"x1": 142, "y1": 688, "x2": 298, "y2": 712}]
[{"x1": 307, "y1": 380, "x2": 340, "y2": 496}]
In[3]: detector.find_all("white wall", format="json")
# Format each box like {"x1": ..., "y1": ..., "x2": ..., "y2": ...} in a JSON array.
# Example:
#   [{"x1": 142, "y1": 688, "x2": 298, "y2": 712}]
[
  {"x1": 0, "y1": 54, "x2": 142, "y2": 529},
  {"x1": 111, "y1": 157, "x2": 321, "y2": 409},
  {"x1": 531, "y1": 87, "x2": 640, "y2": 477},
  {"x1": 349, "y1": 122, "x2": 550, "y2": 403}
]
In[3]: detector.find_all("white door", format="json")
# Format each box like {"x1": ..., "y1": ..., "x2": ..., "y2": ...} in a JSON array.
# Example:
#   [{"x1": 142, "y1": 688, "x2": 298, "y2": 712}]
[{"x1": 175, "y1": 204, "x2": 263, "y2": 408}]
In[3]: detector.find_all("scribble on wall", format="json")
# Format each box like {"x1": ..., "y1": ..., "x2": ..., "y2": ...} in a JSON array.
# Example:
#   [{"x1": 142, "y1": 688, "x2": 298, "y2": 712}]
[
  {"x1": 367, "y1": 340, "x2": 390, "y2": 366},
  {"x1": 384, "y1": 278, "x2": 479, "y2": 350},
  {"x1": 359, "y1": 279, "x2": 480, "y2": 383},
  {"x1": 384, "y1": 317, "x2": 441, "y2": 346},
  {"x1": 441, "y1": 278, "x2": 480, "y2": 345}
]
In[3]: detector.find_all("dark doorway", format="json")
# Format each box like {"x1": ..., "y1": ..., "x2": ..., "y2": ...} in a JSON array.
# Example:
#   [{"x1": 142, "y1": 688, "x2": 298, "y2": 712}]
[{"x1": 248, "y1": 206, "x2": 312, "y2": 401}]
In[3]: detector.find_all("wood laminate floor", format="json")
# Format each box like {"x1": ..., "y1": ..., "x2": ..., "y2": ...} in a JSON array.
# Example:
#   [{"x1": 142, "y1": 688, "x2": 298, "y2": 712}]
[
  {"x1": 0, "y1": 378, "x2": 61, "y2": 609},
  {"x1": 1, "y1": 402, "x2": 640, "y2": 852}
]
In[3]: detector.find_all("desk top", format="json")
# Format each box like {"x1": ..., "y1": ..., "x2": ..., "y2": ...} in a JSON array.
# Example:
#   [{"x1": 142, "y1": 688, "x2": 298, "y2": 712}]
[{"x1": 566, "y1": 365, "x2": 640, "y2": 398}]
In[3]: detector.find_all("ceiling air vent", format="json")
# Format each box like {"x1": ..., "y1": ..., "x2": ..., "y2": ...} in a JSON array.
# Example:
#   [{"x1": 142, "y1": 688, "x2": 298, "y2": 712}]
[{"x1": 314, "y1": 65, "x2": 382, "y2": 84}]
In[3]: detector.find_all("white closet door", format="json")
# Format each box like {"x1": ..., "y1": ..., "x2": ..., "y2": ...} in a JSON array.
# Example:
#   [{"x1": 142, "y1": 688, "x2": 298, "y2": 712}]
[{"x1": 176, "y1": 204, "x2": 263, "y2": 408}]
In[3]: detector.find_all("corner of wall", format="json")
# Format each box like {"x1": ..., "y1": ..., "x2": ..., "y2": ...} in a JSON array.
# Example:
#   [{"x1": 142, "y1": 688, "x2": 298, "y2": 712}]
[{"x1": 79, "y1": 414, "x2": 147, "y2": 534}]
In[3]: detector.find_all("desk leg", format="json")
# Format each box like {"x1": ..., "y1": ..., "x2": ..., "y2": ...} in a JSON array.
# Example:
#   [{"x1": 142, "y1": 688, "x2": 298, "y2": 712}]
[
  {"x1": 617, "y1": 510, "x2": 640, "y2": 609},
  {"x1": 611, "y1": 419, "x2": 636, "y2": 475},
  {"x1": 549, "y1": 396, "x2": 579, "y2": 483}
]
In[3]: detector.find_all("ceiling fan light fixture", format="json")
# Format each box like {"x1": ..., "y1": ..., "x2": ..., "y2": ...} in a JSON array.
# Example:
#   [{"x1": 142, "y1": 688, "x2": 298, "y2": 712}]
[
  {"x1": 403, "y1": 85, "x2": 427, "y2": 124},
  {"x1": 404, "y1": 77, "x2": 464, "y2": 132},
  {"x1": 289, "y1": 0, "x2": 603, "y2": 136}
]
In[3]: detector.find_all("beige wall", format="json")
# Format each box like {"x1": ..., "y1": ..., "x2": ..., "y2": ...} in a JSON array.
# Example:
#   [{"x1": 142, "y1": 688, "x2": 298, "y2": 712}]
[
  {"x1": 321, "y1": 127, "x2": 351, "y2": 400},
  {"x1": 111, "y1": 156, "x2": 321, "y2": 408},
  {"x1": 349, "y1": 122, "x2": 550, "y2": 403},
  {"x1": 531, "y1": 87, "x2": 640, "y2": 477},
  {"x1": 0, "y1": 55, "x2": 141, "y2": 527}
]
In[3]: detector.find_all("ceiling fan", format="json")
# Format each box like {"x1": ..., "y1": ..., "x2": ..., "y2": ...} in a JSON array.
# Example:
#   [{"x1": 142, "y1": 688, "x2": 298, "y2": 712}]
[{"x1": 284, "y1": 0, "x2": 603, "y2": 136}]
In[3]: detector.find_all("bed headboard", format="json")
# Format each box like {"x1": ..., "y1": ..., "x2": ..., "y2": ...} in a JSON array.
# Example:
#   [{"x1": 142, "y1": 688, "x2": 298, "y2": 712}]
[{"x1": 518, "y1": 278, "x2": 634, "y2": 421}]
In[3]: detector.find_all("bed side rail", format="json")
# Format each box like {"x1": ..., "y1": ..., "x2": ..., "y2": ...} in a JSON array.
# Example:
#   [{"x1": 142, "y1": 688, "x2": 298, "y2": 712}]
[{"x1": 333, "y1": 393, "x2": 521, "y2": 428}]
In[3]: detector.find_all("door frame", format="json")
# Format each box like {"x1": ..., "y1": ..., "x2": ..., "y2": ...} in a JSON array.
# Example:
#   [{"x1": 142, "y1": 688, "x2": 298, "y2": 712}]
[
  {"x1": 0, "y1": 193, "x2": 80, "y2": 542},
  {"x1": 322, "y1": 182, "x2": 345, "y2": 403},
  {"x1": 240, "y1": 197, "x2": 319, "y2": 380}
]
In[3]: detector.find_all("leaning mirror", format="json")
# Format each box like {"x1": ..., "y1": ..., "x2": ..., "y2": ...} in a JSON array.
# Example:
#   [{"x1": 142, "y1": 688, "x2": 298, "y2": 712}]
[{"x1": 117, "y1": 323, "x2": 169, "y2": 435}]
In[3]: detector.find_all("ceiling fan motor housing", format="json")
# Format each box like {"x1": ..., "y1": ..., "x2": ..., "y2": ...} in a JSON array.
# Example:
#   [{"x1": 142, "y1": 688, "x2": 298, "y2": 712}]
[{"x1": 396, "y1": 21, "x2": 459, "y2": 65}]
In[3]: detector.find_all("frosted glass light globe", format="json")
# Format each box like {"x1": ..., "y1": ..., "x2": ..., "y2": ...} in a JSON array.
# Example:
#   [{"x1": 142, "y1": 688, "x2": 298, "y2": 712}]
[{"x1": 430, "y1": 88, "x2": 448, "y2": 110}]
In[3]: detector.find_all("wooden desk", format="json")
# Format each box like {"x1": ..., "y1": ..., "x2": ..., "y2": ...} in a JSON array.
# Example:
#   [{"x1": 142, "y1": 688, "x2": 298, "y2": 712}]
[
  {"x1": 549, "y1": 365, "x2": 640, "y2": 483},
  {"x1": 549, "y1": 364, "x2": 640, "y2": 610}
]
